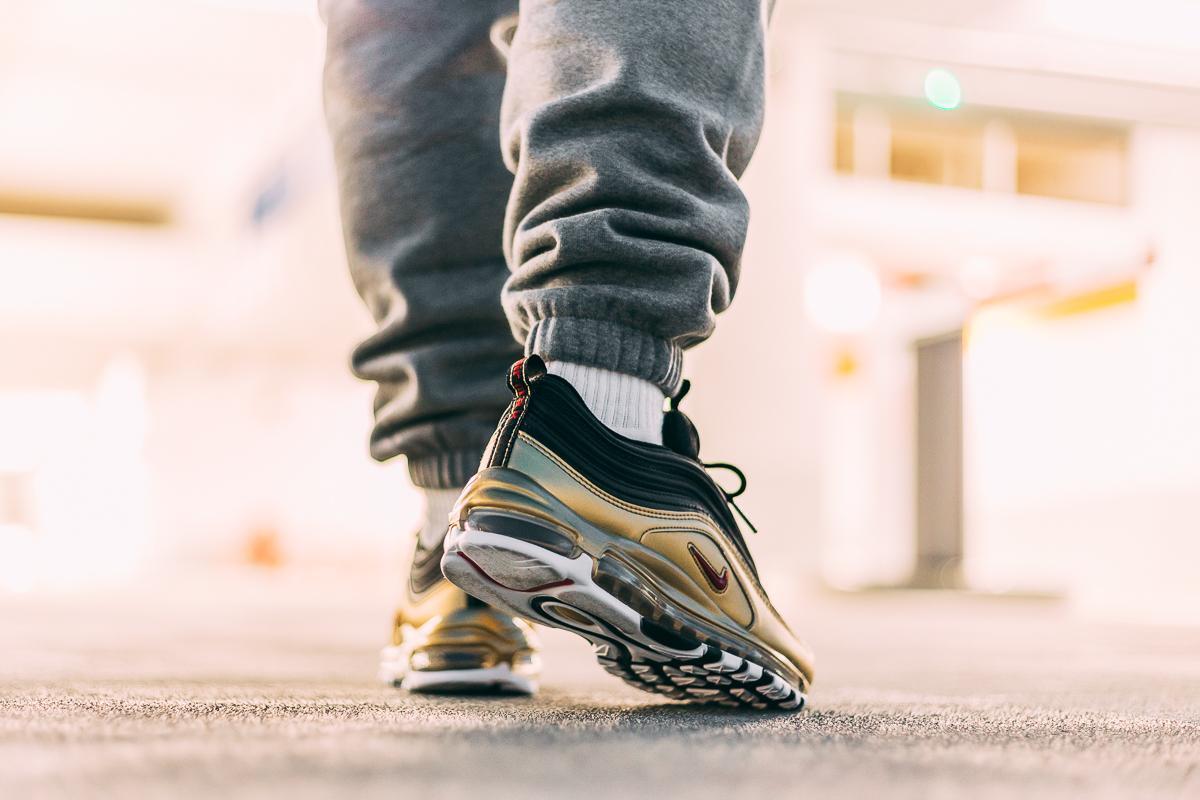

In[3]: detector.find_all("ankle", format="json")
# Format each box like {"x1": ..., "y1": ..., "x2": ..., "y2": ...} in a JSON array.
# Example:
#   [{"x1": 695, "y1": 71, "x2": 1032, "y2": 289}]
[
  {"x1": 546, "y1": 361, "x2": 665, "y2": 445},
  {"x1": 417, "y1": 487, "x2": 461, "y2": 549}
]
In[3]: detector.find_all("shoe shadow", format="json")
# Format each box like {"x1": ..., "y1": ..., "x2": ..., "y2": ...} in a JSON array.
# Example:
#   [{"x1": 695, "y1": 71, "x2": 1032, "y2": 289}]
[
  {"x1": 408, "y1": 686, "x2": 801, "y2": 727},
  {"x1": 410, "y1": 686, "x2": 538, "y2": 698}
]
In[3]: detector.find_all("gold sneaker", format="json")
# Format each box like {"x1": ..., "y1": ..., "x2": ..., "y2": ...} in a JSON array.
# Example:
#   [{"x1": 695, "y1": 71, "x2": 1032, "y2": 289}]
[
  {"x1": 379, "y1": 526, "x2": 540, "y2": 694},
  {"x1": 441, "y1": 356, "x2": 813, "y2": 710}
]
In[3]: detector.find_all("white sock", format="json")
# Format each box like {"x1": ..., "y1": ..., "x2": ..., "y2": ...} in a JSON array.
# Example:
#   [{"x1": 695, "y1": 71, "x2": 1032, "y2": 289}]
[
  {"x1": 547, "y1": 361, "x2": 665, "y2": 445},
  {"x1": 417, "y1": 487, "x2": 461, "y2": 549}
]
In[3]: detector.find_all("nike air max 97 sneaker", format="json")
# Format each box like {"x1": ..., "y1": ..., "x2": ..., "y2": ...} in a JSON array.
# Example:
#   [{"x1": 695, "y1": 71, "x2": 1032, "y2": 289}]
[
  {"x1": 379, "y1": 527, "x2": 540, "y2": 694},
  {"x1": 441, "y1": 356, "x2": 813, "y2": 710}
]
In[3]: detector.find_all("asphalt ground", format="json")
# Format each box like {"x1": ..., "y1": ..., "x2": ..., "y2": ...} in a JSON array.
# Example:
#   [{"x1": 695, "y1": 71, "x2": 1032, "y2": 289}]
[{"x1": 3, "y1": 570, "x2": 1198, "y2": 798}]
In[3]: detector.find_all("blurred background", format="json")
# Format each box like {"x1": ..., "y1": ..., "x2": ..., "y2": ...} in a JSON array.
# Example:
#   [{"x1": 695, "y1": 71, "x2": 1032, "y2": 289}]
[{"x1": 3, "y1": 0, "x2": 1199, "y2": 628}]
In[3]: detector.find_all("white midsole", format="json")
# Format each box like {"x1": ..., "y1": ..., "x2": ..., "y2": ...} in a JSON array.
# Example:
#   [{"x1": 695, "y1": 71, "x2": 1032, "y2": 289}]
[
  {"x1": 403, "y1": 664, "x2": 536, "y2": 694},
  {"x1": 442, "y1": 527, "x2": 705, "y2": 663},
  {"x1": 380, "y1": 647, "x2": 536, "y2": 694},
  {"x1": 442, "y1": 524, "x2": 805, "y2": 710}
]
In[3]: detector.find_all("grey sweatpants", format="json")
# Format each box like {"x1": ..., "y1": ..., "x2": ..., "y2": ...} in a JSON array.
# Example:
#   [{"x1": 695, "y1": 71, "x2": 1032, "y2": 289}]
[{"x1": 322, "y1": 0, "x2": 771, "y2": 489}]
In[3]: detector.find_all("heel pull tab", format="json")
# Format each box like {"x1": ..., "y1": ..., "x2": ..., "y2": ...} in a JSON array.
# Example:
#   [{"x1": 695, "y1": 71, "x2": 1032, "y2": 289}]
[
  {"x1": 490, "y1": 355, "x2": 547, "y2": 467},
  {"x1": 506, "y1": 354, "x2": 547, "y2": 418},
  {"x1": 507, "y1": 354, "x2": 546, "y2": 398}
]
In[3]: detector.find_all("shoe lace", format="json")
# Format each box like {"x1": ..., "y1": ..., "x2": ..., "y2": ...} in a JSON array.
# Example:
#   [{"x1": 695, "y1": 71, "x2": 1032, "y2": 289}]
[
  {"x1": 702, "y1": 461, "x2": 758, "y2": 534},
  {"x1": 666, "y1": 380, "x2": 758, "y2": 535}
]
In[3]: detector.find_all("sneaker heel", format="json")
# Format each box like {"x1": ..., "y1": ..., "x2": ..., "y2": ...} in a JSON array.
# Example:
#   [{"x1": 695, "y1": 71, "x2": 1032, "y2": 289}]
[{"x1": 442, "y1": 513, "x2": 582, "y2": 603}]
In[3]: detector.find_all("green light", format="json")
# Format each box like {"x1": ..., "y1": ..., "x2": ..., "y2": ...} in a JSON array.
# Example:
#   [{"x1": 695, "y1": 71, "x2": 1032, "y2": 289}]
[{"x1": 924, "y1": 68, "x2": 962, "y2": 110}]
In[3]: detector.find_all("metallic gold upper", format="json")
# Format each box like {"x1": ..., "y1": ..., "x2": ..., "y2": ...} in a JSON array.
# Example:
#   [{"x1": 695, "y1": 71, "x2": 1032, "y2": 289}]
[
  {"x1": 392, "y1": 531, "x2": 540, "y2": 674},
  {"x1": 402, "y1": 607, "x2": 540, "y2": 673},
  {"x1": 455, "y1": 432, "x2": 815, "y2": 686}
]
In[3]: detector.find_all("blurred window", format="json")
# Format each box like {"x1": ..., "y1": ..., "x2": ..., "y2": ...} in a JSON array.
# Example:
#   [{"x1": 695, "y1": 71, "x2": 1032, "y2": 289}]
[
  {"x1": 890, "y1": 115, "x2": 984, "y2": 189},
  {"x1": 834, "y1": 95, "x2": 1129, "y2": 205},
  {"x1": 1014, "y1": 121, "x2": 1127, "y2": 204}
]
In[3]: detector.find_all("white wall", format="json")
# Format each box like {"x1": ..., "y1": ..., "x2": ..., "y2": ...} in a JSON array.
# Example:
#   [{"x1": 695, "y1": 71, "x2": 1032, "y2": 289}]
[{"x1": 964, "y1": 124, "x2": 1200, "y2": 623}]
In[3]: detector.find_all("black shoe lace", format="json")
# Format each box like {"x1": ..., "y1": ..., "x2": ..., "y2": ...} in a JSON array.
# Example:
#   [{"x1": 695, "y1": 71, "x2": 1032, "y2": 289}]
[
  {"x1": 702, "y1": 461, "x2": 758, "y2": 534},
  {"x1": 664, "y1": 380, "x2": 758, "y2": 535}
]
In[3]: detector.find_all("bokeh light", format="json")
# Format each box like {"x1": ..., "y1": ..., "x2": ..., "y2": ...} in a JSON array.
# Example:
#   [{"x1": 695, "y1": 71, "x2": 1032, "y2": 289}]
[
  {"x1": 803, "y1": 255, "x2": 883, "y2": 334},
  {"x1": 924, "y1": 68, "x2": 962, "y2": 110}
]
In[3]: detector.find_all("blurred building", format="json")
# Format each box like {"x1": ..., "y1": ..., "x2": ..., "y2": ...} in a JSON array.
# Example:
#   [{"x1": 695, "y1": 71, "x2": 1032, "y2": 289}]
[
  {"x1": 719, "y1": 0, "x2": 1200, "y2": 624},
  {"x1": 0, "y1": 0, "x2": 410, "y2": 591},
  {"x1": 1, "y1": 0, "x2": 1197, "y2": 622}
]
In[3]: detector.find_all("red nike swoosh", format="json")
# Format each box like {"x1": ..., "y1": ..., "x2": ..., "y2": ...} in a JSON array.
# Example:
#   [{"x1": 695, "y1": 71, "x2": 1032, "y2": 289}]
[{"x1": 687, "y1": 542, "x2": 729, "y2": 593}]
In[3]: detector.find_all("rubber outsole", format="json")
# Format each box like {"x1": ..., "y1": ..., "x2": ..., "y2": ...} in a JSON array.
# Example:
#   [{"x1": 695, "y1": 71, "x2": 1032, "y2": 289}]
[
  {"x1": 441, "y1": 525, "x2": 806, "y2": 711},
  {"x1": 378, "y1": 648, "x2": 537, "y2": 695}
]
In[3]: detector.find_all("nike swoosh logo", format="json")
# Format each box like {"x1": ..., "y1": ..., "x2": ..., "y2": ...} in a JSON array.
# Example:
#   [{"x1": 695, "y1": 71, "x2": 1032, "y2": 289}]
[{"x1": 687, "y1": 542, "x2": 729, "y2": 593}]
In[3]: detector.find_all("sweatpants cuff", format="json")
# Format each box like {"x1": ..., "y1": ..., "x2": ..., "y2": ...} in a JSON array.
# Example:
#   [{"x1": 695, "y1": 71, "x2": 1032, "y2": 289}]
[
  {"x1": 407, "y1": 448, "x2": 485, "y2": 490},
  {"x1": 525, "y1": 317, "x2": 683, "y2": 396}
]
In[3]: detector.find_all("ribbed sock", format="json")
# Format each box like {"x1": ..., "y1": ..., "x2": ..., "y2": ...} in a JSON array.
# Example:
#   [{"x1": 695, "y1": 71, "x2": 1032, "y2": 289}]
[
  {"x1": 417, "y1": 487, "x2": 461, "y2": 550},
  {"x1": 547, "y1": 361, "x2": 665, "y2": 445}
]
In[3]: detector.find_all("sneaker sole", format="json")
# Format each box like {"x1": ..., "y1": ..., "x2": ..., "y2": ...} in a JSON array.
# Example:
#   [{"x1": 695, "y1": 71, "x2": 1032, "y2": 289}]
[
  {"x1": 441, "y1": 523, "x2": 806, "y2": 711},
  {"x1": 379, "y1": 647, "x2": 536, "y2": 695}
]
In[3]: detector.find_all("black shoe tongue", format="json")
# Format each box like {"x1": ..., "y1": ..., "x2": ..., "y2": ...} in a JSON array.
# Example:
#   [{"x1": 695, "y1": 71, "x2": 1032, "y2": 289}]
[
  {"x1": 662, "y1": 408, "x2": 701, "y2": 459},
  {"x1": 662, "y1": 379, "x2": 701, "y2": 459}
]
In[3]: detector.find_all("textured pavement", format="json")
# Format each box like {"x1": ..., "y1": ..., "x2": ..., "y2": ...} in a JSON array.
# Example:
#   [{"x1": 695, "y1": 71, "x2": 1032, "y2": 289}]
[{"x1": 2, "y1": 570, "x2": 1198, "y2": 799}]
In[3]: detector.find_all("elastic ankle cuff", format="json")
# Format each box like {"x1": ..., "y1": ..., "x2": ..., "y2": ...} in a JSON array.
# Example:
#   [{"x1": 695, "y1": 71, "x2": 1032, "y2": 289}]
[
  {"x1": 407, "y1": 448, "x2": 484, "y2": 489},
  {"x1": 525, "y1": 317, "x2": 683, "y2": 396}
]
